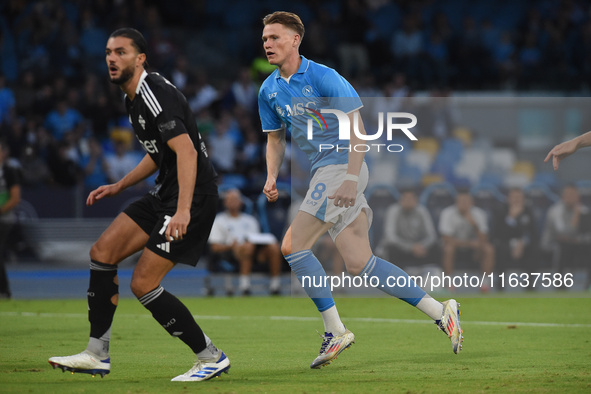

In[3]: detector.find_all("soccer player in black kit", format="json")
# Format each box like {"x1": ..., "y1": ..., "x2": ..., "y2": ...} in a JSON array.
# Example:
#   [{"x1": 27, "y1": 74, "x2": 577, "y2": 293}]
[{"x1": 49, "y1": 28, "x2": 230, "y2": 382}]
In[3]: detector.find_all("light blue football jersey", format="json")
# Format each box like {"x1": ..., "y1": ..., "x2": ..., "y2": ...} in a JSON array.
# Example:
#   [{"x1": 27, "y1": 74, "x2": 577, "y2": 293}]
[{"x1": 258, "y1": 56, "x2": 362, "y2": 174}]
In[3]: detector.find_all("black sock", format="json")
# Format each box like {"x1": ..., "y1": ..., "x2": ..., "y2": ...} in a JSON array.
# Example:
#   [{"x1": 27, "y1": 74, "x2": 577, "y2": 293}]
[
  {"x1": 88, "y1": 261, "x2": 118, "y2": 339},
  {"x1": 138, "y1": 286, "x2": 207, "y2": 353}
]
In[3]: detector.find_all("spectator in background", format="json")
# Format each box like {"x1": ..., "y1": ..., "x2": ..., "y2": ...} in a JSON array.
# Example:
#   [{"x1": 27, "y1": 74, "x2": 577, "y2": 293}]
[
  {"x1": 104, "y1": 128, "x2": 141, "y2": 184},
  {"x1": 189, "y1": 70, "x2": 218, "y2": 113},
  {"x1": 0, "y1": 140, "x2": 21, "y2": 299},
  {"x1": 207, "y1": 113, "x2": 239, "y2": 174},
  {"x1": 337, "y1": 0, "x2": 370, "y2": 78},
  {"x1": 229, "y1": 67, "x2": 258, "y2": 113},
  {"x1": 19, "y1": 144, "x2": 51, "y2": 186},
  {"x1": 542, "y1": 184, "x2": 591, "y2": 270},
  {"x1": 46, "y1": 140, "x2": 83, "y2": 187},
  {"x1": 208, "y1": 189, "x2": 282, "y2": 296},
  {"x1": 490, "y1": 188, "x2": 537, "y2": 271},
  {"x1": 391, "y1": 13, "x2": 425, "y2": 86},
  {"x1": 378, "y1": 189, "x2": 438, "y2": 267},
  {"x1": 13, "y1": 71, "x2": 36, "y2": 117},
  {"x1": 44, "y1": 99, "x2": 83, "y2": 141},
  {"x1": 0, "y1": 75, "x2": 15, "y2": 126},
  {"x1": 79, "y1": 137, "x2": 111, "y2": 189},
  {"x1": 171, "y1": 55, "x2": 190, "y2": 93},
  {"x1": 439, "y1": 190, "x2": 494, "y2": 289}
]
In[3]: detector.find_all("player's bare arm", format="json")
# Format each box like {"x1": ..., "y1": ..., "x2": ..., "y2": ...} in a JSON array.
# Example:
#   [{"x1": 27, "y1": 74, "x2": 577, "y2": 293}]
[
  {"x1": 264, "y1": 129, "x2": 286, "y2": 203},
  {"x1": 329, "y1": 110, "x2": 365, "y2": 208},
  {"x1": 87, "y1": 153, "x2": 158, "y2": 206},
  {"x1": 167, "y1": 133, "x2": 197, "y2": 241},
  {"x1": 544, "y1": 130, "x2": 591, "y2": 170}
]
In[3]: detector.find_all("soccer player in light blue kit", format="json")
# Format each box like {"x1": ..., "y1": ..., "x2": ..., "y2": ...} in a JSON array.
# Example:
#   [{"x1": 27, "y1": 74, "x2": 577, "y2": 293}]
[{"x1": 258, "y1": 12, "x2": 463, "y2": 369}]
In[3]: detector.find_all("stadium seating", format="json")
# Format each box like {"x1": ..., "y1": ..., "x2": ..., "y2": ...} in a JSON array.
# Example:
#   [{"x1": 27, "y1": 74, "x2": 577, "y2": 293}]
[
  {"x1": 365, "y1": 184, "x2": 400, "y2": 249},
  {"x1": 419, "y1": 181, "x2": 457, "y2": 230}
]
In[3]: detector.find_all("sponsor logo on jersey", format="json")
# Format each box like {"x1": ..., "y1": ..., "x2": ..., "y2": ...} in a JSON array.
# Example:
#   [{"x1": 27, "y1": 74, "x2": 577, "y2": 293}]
[
  {"x1": 268, "y1": 92, "x2": 277, "y2": 99},
  {"x1": 136, "y1": 136, "x2": 159, "y2": 154}
]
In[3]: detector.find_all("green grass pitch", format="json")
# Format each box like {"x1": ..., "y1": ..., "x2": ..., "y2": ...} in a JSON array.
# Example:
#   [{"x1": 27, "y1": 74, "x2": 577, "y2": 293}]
[{"x1": 1, "y1": 295, "x2": 590, "y2": 393}]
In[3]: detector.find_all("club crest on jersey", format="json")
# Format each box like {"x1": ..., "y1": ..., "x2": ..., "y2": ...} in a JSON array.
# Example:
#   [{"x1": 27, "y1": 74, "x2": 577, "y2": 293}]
[
  {"x1": 138, "y1": 115, "x2": 146, "y2": 130},
  {"x1": 302, "y1": 85, "x2": 313, "y2": 97}
]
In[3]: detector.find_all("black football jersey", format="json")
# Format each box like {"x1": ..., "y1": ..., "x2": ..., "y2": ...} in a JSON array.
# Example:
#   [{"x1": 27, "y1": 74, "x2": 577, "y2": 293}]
[{"x1": 125, "y1": 71, "x2": 217, "y2": 200}]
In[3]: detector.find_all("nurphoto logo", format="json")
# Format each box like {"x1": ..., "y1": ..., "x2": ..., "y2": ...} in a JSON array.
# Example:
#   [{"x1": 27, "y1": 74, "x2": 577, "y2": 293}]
[{"x1": 306, "y1": 108, "x2": 418, "y2": 153}]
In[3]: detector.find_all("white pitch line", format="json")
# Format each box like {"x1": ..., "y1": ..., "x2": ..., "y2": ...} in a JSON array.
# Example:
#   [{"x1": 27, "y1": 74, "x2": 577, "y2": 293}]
[{"x1": 1, "y1": 311, "x2": 590, "y2": 328}]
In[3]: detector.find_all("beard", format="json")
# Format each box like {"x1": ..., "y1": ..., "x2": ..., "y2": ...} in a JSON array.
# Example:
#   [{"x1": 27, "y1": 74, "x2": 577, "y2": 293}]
[{"x1": 109, "y1": 65, "x2": 135, "y2": 85}]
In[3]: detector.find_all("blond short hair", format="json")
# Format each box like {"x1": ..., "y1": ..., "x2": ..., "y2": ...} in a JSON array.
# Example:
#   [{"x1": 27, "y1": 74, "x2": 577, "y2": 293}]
[{"x1": 263, "y1": 11, "x2": 305, "y2": 39}]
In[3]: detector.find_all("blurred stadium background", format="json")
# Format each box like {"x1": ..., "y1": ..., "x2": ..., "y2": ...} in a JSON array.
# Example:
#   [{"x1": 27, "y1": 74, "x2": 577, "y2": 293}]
[{"x1": 1, "y1": 0, "x2": 591, "y2": 298}]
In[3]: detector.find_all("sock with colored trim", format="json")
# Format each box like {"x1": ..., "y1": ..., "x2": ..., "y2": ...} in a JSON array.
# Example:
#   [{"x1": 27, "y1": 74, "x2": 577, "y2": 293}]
[
  {"x1": 138, "y1": 286, "x2": 207, "y2": 353},
  {"x1": 359, "y1": 255, "x2": 438, "y2": 315},
  {"x1": 285, "y1": 250, "x2": 345, "y2": 335},
  {"x1": 86, "y1": 260, "x2": 118, "y2": 358}
]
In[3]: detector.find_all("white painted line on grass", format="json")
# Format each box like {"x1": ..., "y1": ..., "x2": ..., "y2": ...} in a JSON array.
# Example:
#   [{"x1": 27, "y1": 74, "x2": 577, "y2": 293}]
[{"x1": 1, "y1": 311, "x2": 590, "y2": 328}]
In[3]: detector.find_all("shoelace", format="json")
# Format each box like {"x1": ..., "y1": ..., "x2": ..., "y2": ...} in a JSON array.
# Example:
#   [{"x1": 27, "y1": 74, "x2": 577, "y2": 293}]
[
  {"x1": 186, "y1": 360, "x2": 203, "y2": 375},
  {"x1": 317, "y1": 331, "x2": 334, "y2": 354}
]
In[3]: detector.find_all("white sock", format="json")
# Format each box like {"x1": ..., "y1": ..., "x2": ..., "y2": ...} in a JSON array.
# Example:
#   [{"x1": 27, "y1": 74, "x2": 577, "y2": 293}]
[
  {"x1": 320, "y1": 306, "x2": 346, "y2": 335},
  {"x1": 196, "y1": 333, "x2": 220, "y2": 361},
  {"x1": 86, "y1": 327, "x2": 111, "y2": 358},
  {"x1": 269, "y1": 276, "x2": 281, "y2": 291},
  {"x1": 239, "y1": 275, "x2": 250, "y2": 290},
  {"x1": 416, "y1": 295, "x2": 444, "y2": 321}
]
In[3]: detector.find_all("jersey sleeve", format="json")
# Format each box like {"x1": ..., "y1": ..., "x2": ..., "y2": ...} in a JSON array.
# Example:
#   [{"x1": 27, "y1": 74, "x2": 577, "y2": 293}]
[
  {"x1": 146, "y1": 82, "x2": 189, "y2": 143},
  {"x1": 318, "y1": 69, "x2": 363, "y2": 114},
  {"x1": 258, "y1": 88, "x2": 284, "y2": 132}
]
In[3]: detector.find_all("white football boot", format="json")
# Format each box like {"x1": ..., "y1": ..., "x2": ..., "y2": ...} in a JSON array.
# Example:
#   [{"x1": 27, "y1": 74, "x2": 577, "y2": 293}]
[
  {"x1": 310, "y1": 329, "x2": 355, "y2": 369},
  {"x1": 437, "y1": 299, "x2": 463, "y2": 354},
  {"x1": 48, "y1": 350, "x2": 110, "y2": 378},
  {"x1": 171, "y1": 351, "x2": 230, "y2": 382}
]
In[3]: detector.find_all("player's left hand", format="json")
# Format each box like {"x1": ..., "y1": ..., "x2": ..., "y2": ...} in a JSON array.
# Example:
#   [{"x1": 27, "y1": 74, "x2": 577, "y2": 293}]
[
  {"x1": 166, "y1": 209, "x2": 190, "y2": 241},
  {"x1": 328, "y1": 180, "x2": 357, "y2": 208}
]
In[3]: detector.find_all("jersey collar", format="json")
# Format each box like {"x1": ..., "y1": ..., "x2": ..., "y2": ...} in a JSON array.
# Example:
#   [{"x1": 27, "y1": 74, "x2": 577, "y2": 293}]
[
  {"x1": 135, "y1": 70, "x2": 149, "y2": 94},
  {"x1": 274, "y1": 56, "x2": 310, "y2": 80}
]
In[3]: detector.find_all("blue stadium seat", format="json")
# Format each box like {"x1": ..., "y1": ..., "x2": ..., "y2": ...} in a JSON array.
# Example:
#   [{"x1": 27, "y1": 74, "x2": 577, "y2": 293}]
[
  {"x1": 419, "y1": 182, "x2": 457, "y2": 230},
  {"x1": 523, "y1": 182, "x2": 560, "y2": 237},
  {"x1": 471, "y1": 183, "x2": 507, "y2": 226},
  {"x1": 366, "y1": 184, "x2": 400, "y2": 249}
]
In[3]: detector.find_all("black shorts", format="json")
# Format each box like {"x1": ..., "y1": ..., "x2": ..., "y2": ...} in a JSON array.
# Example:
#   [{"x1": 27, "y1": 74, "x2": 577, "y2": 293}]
[{"x1": 124, "y1": 193, "x2": 218, "y2": 266}]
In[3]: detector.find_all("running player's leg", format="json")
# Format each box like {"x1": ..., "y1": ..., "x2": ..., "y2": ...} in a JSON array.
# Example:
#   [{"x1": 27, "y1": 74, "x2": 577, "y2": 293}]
[
  {"x1": 48, "y1": 213, "x2": 149, "y2": 376},
  {"x1": 132, "y1": 250, "x2": 228, "y2": 381},
  {"x1": 334, "y1": 212, "x2": 463, "y2": 353},
  {"x1": 284, "y1": 212, "x2": 355, "y2": 368},
  {"x1": 284, "y1": 211, "x2": 345, "y2": 333}
]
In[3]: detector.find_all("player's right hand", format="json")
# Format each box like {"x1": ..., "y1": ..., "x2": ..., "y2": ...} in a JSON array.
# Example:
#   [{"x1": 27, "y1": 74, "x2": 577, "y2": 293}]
[
  {"x1": 544, "y1": 138, "x2": 578, "y2": 170},
  {"x1": 86, "y1": 184, "x2": 122, "y2": 206},
  {"x1": 263, "y1": 178, "x2": 279, "y2": 203}
]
